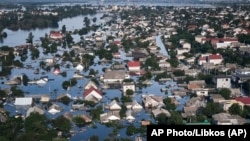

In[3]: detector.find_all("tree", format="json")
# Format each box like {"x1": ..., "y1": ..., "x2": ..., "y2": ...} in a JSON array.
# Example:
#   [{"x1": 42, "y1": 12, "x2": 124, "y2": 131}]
[
  {"x1": 198, "y1": 73, "x2": 213, "y2": 85},
  {"x1": 89, "y1": 68, "x2": 96, "y2": 76},
  {"x1": 62, "y1": 25, "x2": 66, "y2": 34},
  {"x1": 229, "y1": 103, "x2": 242, "y2": 115},
  {"x1": 163, "y1": 98, "x2": 176, "y2": 111},
  {"x1": 242, "y1": 79, "x2": 250, "y2": 96},
  {"x1": 59, "y1": 96, "x2": 71, "y2": 105},
  {"x1": 11, "y1": 86, "x2": 24, "y2": 97},
  {"x1": 119, "y1": 105, "x2": 127, "y2": 118},
  {"x1": 167, "y1": 58, "x2": 179, "y2": 68},
  {"x1": 30, "y1": 48, "x2": 40, "y2": 60},
  {"x1": 73, "y1": 116, "x2": 86, "y2": 127},
  {"x1": 126, "y1": 89, "x2": 134, "y2": 96},
  {"x1": 60, "y1": 71, "x2": 67, "y2": 77},
  {"x1": 241, "y1": 106, "x2": 250, "y2": 118},
  {"x1": 121, "y1": 96, "x2": 132, "y2": 103},
  {"x1": 84, "y1": 17, "x2": 90, "y2": 27},
  {"x1": 173, "y1": 69, "x2": 185, "y2": 76},
  {"x1": 92, "y1": 17, "x2": 97, "y2": 23},
  {"x1": 217, "y1": 32, "x2": 224, "y2": 38},
  {"x1": 201, "y1": 102, "x2": 223, "y2": 118},
  {"x1": 39, "y1": 61, "x2": 46, "y2": 69},
  {"x1": 0, "y1": 117, "x2": 23, "y2": 141},
  {"x1": 0, "y1": 90, "x2": 7, "y2": 98},
  {"x1": 167, "y1": 111, "x2": 183, "y2": 125},
  {"x1": 22, "y1": 74, "x2": 29, "y2": 86},
  {"x1": 62, "y1": 81, "x2": 70, "y2": 90},
  {"x1": 65, "y1": 33, "x2": 73, "y2": 45},
  {"x1": 90, "y1": 106, "x2": 102, "y2": 120},
  {"x1": 51, "y1": 116, "x2": 71, "y2": 132},
  {"x1": 126, "y1": 125, "x2": 137, "y2": 136},
  {"x1": 89, "y1": 135, "x2": 99, "y2": 141},
  {"x1": 219, "y1": 88, "x2": 231, "y2": 100},
  {"x1": 156, "y1": 113, "x2": 168, "y2": 125},
  {"x1": 144, "y1": 71, "x2": 152, "y2": 79},
  {"x1": 26, "y1": 32, "x2": 34, "y2": 44}
]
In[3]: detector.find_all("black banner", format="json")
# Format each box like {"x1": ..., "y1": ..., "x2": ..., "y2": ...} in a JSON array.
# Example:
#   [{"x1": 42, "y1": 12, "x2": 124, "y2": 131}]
[{"x1": 147, "y1": 125, "x2": 250, "y2": 140}]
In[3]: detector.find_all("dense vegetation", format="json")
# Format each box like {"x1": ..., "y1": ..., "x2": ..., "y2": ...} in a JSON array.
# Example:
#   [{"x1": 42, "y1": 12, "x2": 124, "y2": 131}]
[{"x1": 0, "y1": 5, "x2": 96, "y2": 32}]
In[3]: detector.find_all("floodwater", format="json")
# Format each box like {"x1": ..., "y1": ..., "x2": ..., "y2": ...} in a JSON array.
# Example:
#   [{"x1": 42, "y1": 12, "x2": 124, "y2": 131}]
[{"x1": 0, "y1": 3, "x2": 195, "y2": 141}]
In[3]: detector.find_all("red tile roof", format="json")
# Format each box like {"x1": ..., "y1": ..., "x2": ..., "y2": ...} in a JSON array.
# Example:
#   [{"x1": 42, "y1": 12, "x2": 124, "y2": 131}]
[
  {"x1": 50, "y1": 31, "x2": 63, "y2": 37},
  {"x1": 128, "y1": 61, "x2": 140, "y2": 67},
  {"x1": 53, "y1": 68, "x2": 60, "y2": 74},
  {"x1": 202, "y1": 38, "x2": 238, "y2": 43},
  {"x1": 199, "y1": 57, "x2": 206, "y2": 61},
  {"x1": 209, "y1": 54, "x2": 222, "y2": 60},
  {"x1": 83, "y1": 86, "x2": 102, "y2": 97},
  {"x1": 235, "y1": 97, "x2": 250, "y2": 105}
]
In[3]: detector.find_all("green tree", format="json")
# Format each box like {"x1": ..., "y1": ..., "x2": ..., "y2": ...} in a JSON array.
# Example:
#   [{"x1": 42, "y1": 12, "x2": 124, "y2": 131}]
[
  {"x1": 22, "y1": 74, "x2": 29, "y2": 86},
  {"x1": 229, "y1": 103, "x2": 243, "y2": 115},
  {"x1": 126, "y1": 89, "x2": 134, "y2": 96},
  {"x1": 156, "y1": 113, "x2": 168, "y2": 125},
  {"x1": 219, "y1": 88, "x2": 231, "y2": 100},
  {"x1": 167, "y1": 111, "x2": 183, "y2": 125},
  {"x1": 0, "y1": 90, "x2": 7, "y2": 98},
  {"x1": 0, "y1": 117, "x2": 23, "y2": 141},
  {"x1": 30, "y1": 48, "x2": 40, "y2": 60},
  {"x1": 198, "y1": 73, "x2": 213, "y2": 85},
  {"x1": 26, "y1": 32, "x2": 34, "y2": 44},
  {"x1": 73, "y1": 116, "x2": 86, "y2": 127},
  {"x1": 90, "y1": 106, "x2": 103, "y2": 120},
  {"x1": 163, "y1": 98, "x2": 176, "y2": 111},
  {"x1": 201, "y1": 102, "x2": 223, "y2": 118},
  {"x1": 62, "y1": 81, "x2": 69, "y2": 90},
  {"x1": 89, "y1": 135, "x2": 99, "y2": 141},
  {"x1": 11, "y1": 86, "x2": 24, "y2": 97},
  {"x1": 144, "y1": 71, "x2": 152, "y2": 79},
  {"x1": 39, "y1": 61, "x2": 46, "y2": 69},
  {"x1": 65, "y1": 33, "x2": 73, "y2": 45},
  {"x1": 119, "y1": 105, "x2": 127, "y2": 118},
  {"x1": 241, "y1": 106, "x2": 250, "y2": 118},
  {"x1": 62, "y1": 25, "x2": 66, "y2": 34},
  {"x1": 126, "y1": 125, "x2": 137, "y2": 136},
  {"x1": 242, "y1": 79, "x2": 250, "y2": 96},
  {"x1": 167, "y1": 58, "x2": 179, "y2": 68},
  {"x1": 173, "y1": 69, "x2": 185, "y2": 76},
  {"x1": 51, "y1": 116, "x2": 71, "y2": 132},
  {"x1": 121, "y1": 96, "x2": 132, "y2": 103},
  {"x1": 59, "y1": 96, "x2": 71, "y2": 105}
]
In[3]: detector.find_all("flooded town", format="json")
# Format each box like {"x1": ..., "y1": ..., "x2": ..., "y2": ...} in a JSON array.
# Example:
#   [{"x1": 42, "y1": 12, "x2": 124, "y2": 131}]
[{"x1": 0, "y1": 0, "x2": 250, "y2": 141}]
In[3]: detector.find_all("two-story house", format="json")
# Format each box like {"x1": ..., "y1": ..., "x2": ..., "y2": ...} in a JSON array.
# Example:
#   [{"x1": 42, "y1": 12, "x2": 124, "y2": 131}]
[{"x1": 213, "y1": 75, "x2": 232, "y2": 89}]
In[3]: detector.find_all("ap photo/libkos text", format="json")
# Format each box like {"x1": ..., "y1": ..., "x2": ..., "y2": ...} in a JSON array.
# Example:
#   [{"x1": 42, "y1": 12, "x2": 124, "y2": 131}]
[
  {"x1": 147, "y1": 125, "x2": 250, "y2": 140},
  {"x1": 150, "y1": 128, "x2": 247, "y2": 138}
]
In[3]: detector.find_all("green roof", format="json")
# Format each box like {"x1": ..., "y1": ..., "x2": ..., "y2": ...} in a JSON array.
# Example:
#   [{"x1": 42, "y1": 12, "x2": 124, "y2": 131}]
[{"x1": 185, "y1": 120, "x2": 211, "y2": 125}]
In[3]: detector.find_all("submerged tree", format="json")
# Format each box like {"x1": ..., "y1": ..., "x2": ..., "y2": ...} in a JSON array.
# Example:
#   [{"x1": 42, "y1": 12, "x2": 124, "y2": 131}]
[{"x1": 26, "y1": 32, "x2": 34, "y2": 44}]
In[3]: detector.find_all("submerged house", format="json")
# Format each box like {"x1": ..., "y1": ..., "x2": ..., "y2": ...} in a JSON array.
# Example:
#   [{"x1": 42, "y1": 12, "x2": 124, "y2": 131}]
[
  {"x1": 14, "y1": 97, "x2": 33, "y2": 110},
  {"x1": 83, "y1": 87, "x2": 102, "y2": 103}
]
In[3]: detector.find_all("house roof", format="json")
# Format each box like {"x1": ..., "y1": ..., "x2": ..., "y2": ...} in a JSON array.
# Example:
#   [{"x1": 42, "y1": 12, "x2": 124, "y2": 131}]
[
  {"x1": 83, "y1": 86, "x2": 102, "y2": 97},
  {"x1": 235, "y1": 97, "x2": 250, "y2": 105},
  {"x1": 84, "y1": 80, "x2": 98, "y2": 90},
  {"x1": 209, "y1": 54, "x2": 222, "y2": 60},
  {"x1": 50, "y1": 31, "x2": 63, "y2": 37},
  {"x1": 26, "y1": 106, "x2": 45, "y2": 117},
  {"x1": 53, "y1": 68, "x2": 60, "y2": 74},
  {"x1": 199, "y1": 57, "x2": 206, "y2": 61},
  {"x1": 14, "y1": 97, "x2": 33, "y2": 106},
  {"x1": 128, "y1": 61, "x2": 140, "y2": 67},
  {"x1": 103, "y1": 70, "x2": 126, "y2": 79}
]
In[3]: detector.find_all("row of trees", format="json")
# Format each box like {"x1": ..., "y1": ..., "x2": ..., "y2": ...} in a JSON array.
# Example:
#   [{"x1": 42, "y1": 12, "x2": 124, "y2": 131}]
[
  {"x1": 0, "y1": 5, "x2": 97, "y2": 32},
  {"x1": 0, "y1": 113, "x2": 70, "y2": 141}
]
